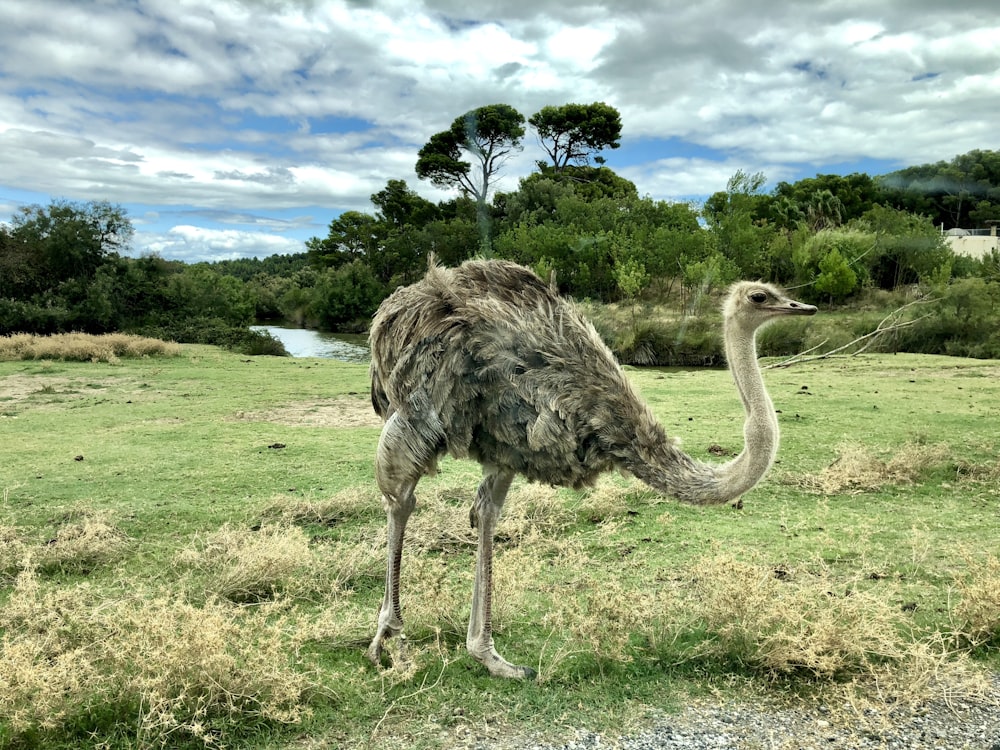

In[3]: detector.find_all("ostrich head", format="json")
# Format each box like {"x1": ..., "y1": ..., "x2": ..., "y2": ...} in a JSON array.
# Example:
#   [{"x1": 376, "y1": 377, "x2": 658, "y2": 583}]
[{"x1": 723, "y1": 281, "x2": 817, "y2": 334}]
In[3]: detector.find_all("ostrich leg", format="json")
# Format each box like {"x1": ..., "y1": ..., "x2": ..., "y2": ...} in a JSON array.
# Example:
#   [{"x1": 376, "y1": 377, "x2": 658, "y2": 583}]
[
  {"x1": 365, "y1": 480, "x2": 416, "y2": 666},
  {"x1": 366, "y1": 413, "x2": 430, "y2": 667},
  {"x1": 467, "y1": 470, "x2": 536, "y2": 679}
]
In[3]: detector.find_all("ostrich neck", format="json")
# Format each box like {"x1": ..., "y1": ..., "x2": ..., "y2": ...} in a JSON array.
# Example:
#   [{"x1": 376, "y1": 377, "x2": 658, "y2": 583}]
[
  {"x1": 626, "y1": 318, "x2": 778, "y2": 505},
  {"x1": 716, "y1": 320, "x2": 779, "y2": 500}
]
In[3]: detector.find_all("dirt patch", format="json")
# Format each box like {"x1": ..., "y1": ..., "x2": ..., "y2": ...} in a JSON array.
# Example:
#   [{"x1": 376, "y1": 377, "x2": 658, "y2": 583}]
[
  {"x1": 0, "y1": 374, "x2": 121, "y2": 413},
  {"x1": 235, "y1": 398, "x2": 382, "y2": 428}
]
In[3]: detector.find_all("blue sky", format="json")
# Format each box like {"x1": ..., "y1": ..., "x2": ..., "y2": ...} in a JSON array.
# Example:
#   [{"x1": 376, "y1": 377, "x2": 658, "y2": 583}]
[{"x1": 2, "y1": 0, "x2": 998, "y2": 262}]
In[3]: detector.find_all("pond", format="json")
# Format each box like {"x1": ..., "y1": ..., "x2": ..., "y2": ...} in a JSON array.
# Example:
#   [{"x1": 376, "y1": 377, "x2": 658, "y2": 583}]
[{"x1": 251, "y1": 325, "x2": 370, "y2": 363}]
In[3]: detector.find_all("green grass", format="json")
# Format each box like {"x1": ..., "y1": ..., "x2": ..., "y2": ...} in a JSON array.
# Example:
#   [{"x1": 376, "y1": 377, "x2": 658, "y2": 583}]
[{"x1": 1, "y1": 344, "x2": 998, "y2": 748}]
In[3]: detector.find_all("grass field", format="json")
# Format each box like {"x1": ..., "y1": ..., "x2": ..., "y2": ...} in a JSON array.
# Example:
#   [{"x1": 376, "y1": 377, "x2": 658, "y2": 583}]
[{"x1": 1, "y1": 339, "x2": 998, "y2": 748}]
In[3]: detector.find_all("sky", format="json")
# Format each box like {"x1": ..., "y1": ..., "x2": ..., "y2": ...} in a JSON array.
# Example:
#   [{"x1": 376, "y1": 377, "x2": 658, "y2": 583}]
[{"x1": 1, "y1": 1, "x2": 998, "y2": 263}]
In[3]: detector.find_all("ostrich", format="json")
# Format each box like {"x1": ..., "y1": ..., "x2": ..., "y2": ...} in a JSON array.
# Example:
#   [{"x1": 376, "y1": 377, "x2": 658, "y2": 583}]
[{"x1": 365, "y1": 258, "x2": 817, "y2": 678}]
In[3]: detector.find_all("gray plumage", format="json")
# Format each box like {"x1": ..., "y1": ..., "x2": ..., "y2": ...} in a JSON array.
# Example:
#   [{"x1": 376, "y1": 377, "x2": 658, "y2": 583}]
[{"x1": 366, "y1": 257, "x2": 816, "y2": 678}]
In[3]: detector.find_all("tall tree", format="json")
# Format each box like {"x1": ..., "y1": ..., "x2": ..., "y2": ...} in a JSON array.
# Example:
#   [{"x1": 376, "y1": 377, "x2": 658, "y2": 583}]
[
  {"x1": 305, "y1": 211, "x2": 383, "y2": 269},
  {"x1": 702, "y1": 170, "x2": 779, "y2": 280},
  {"x1": 528, "y1": 102, "x2": 622, "y2": 170},
  {"x1": 415, "y1": 103, "x2": 525, "y2": 251},
  {"x1": 370, "y1": 179, "x2": 440, "y2": 229}
]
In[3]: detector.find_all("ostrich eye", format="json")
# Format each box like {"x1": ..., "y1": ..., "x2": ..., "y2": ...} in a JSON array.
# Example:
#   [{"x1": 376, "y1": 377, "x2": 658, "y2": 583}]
[{"x1": 749, "y1": 291, "x2": 768, "y2": 304}]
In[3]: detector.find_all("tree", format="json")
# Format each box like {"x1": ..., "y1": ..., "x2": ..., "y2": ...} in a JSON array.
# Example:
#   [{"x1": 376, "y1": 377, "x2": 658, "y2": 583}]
[
  {"x1": 770, "y1": 173, "x2": 879, "y2": 230},
  {"x1": 878, "y1": 149, "x2": 1000, "y2": 229},
  {"x1": 528, "y1": 102, "x2": 622, "y2": 170},
  {"x1": 813, "y1": 248, "x2": 858, "y2": 301},
  {"x1": 702, "y1": 170, "x2": 778, "y2": 280},
  {"x1": 415, "y1": 103, "x2": 526, "y2": 251},
  {"x1": 854, "y1": 205, "x2": 952, "y2": 288},
  {"x1": 1, "y1": 200, "x2": 133, "y2": 298},
  {"x1": 305, "y1": 211, "x2": 383, "y2": 269},
  {"x1": 370, "y1": 179, "x2": 440, "y2": 229}
]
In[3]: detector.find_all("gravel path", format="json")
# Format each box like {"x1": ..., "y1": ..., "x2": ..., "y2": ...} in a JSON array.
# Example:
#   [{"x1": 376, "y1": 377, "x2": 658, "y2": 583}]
[{"x1": 454, "y1": 674, "x2": 1000, "y2": 750}]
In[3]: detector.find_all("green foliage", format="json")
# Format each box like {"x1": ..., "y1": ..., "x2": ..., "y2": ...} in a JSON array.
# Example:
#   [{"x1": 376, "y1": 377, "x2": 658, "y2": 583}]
[
  {"x1": 306, "y1": 260, "x2": 385, "y2": 330},
  {"x1": 306, "y1": 210, "x2": 384, "y2": 269},
  {"x1": 681, "y1": 252, "x2": 740, "y2": 298},
  {"x1": 892, "y1": 277, "x2": 1000, "y2": 358},
  {"x1": 613, "y1": 256, "x2": 648, "y2": 301},
  {"x1": 814, "y1": 248, "x2": 859, "y2": 301},
  {"x1": 877, "y1": 148, "x2": 1000, "y2": 229},
  {"x1": 771, "y1": 173, "x2": 880, "y2": 230},
  {"x1": 793, "y1": 229, "x2": 871, "y2": 300},
  {"x1": 371, "y1": 178, "x2": 441, "y2": 229},
  {"x1": 1, "y1": 200, "x2": 133, "y2": 299},
  {"x1": 853, "y1": 205, "x2": 953, "y2": 288},
  {"x1": 702, "y1": 170, "x2": 781, "y2": 281},
  {"x1": 416, "y1": 103, "x2": 525, "y2": 206},
  {"x1": 493, "y1": 176, "x2": 703, "y2": 301},
  {"x1": 612, "y1": 316, "x2": 724, "y2": 366},
  {"x1": 528, "y1": 102, "x2": 622, "y2": 170},
  {"x1": 0, "y1": 201, "x2": 136, "y2": 333}
]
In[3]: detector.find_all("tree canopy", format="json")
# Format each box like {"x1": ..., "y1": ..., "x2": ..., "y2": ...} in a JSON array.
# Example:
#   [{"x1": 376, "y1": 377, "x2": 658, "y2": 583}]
[
  {"x1": 528, "y1": 102, "x2": 622, "y2": 170},
  {"x1": 878, "y1": 149, "x2": 1000, "y2": 229},
  {"x1": 415, "y1": 103, "x2": 526, "y2": 208}
]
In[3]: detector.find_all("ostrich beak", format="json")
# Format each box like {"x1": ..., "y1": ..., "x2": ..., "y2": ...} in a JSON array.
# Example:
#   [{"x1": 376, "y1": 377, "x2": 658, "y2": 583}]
[{"x1": 776, "y1": 298, "x2": 817, "y2": 316}]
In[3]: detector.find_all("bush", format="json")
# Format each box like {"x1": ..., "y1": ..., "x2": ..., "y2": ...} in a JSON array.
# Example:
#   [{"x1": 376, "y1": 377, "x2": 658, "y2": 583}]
[
  {"x1": 954, "y1": 554, "x2": 1000, "y2": 648},
  {"x1": 234, "y1": 328, "x2": 289, "y2": 356},
  {"x1": 666, "y1": 553, "x2": 910, "y2": 679},
  {"x1": 137, "y1": 320, "x2": 289, "y2": 356},
  {"x1": 891, "y1": 278, "x2": 1000, "y2": 358},
  {"x1": 0, "y1": 333, "x2": 181, "y2": 362},
  {"x1": 613, "y1": 318, "x2": 723, "y2": 367}
]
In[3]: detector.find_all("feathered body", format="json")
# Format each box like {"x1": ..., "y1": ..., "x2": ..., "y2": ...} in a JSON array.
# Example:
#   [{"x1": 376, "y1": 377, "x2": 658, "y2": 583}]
[
  {"x1": 370, "y1": 258, "x2": 716, "y2": 497},
  {"x1": 366, "y1": 258, "x2": 816, "y2": 678}
]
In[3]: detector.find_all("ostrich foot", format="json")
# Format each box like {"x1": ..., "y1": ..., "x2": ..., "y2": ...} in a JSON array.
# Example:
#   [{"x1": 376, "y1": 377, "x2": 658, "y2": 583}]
[
  {"x1": 468, "y1": 640, "x2": 536, "y2": 680},
  {"x1": 366, "y1": 632, "x2": 409, "y2": 669}
]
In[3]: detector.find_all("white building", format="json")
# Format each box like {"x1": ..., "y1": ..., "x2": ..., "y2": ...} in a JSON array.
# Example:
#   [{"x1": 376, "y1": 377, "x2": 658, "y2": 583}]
[{"x1": 943, "y1": 223, "x2": 999, "y2": 259}]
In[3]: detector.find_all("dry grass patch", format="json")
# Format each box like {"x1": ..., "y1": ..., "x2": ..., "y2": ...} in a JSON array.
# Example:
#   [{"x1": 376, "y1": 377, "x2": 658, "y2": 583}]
[
  {"x1": 0, "y1": 332, "x2": 181, "y2": 362},
  {"x1": 258, "y1": 487, "x2": 381, "y2": 527},
  {"x1": 0, "y1": 509, "x2": 130, "y2": 578},
  {"x1": 0, "y1": 522, "x2": 26, "y2": 583},
  {"x1": 175, "y1": 523, "x2": 319, "y2": 603},
  {"x1": 404, "y1": 479, "x2": 634, "y2": 554},
  {"x1": 541, "y1": 565, "x2": 664, "y2": 678},
  {"x1": 0, "y1": 567, "x2": 312, "y2": 747},
  {"x1": 654, "y1": 552, "x2": 993, "y2": 707},
  {"x1": 675, "y1": 553, "x2": 910, "y2": 678},
  {"x1": 953, "y1": 553, "x2": 1000, "y2": 648},
  {"x1": 795, "y1": 441, "x2": 956, "y2": 494},
  {"x1": 174, "y1": 521, "x2": 384, "y2": 605},
  {"x1": 35, "y1": 511, "x2": 131, "y2": 575}
]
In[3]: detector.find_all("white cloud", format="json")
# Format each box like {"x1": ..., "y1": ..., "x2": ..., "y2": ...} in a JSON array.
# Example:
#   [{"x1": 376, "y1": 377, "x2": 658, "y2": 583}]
[
  {"x1": 1, "y1": 0, "x2": 999, "y2": 261},
  {"x1": 138, "y1": 226, "x2": 305, "y2": 263}
]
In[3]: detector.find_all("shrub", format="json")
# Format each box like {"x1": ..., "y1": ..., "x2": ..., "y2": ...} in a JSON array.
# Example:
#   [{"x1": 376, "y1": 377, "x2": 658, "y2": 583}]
[
  {"x1": 137, "y1": 318, "x2": 289, "y2": 356},
  {"x1": 34, "y1": 513, "x2": 131, "y2": 576}
]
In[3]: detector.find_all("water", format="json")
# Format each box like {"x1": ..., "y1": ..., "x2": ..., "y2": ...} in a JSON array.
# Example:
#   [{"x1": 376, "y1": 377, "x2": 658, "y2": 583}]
[{"x1": 251, "y1": 325, "x2": 370, "y2": 362}]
